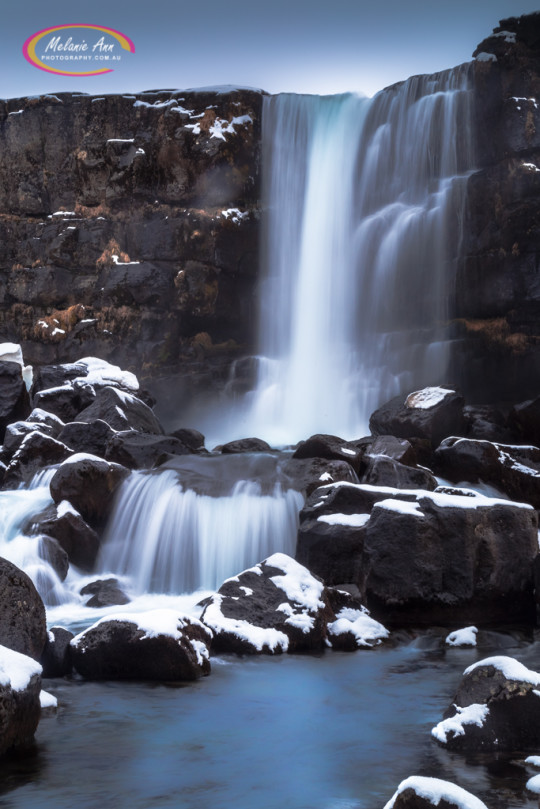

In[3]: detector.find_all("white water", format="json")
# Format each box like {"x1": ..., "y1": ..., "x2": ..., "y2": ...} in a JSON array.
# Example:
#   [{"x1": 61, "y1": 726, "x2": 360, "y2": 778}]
[{"x1": 209, "y1": 67, "x2": 474, "y2": 447}]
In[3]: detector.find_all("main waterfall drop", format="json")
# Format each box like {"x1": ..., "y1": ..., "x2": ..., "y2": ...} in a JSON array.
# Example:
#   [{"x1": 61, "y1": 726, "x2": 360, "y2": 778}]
[{"x1": 231, "y1": 67, "x2": 474, "y2": 446}]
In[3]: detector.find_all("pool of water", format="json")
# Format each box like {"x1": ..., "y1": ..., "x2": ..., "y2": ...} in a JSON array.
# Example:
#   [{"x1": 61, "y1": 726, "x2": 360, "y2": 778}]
[{"x1": 1, "y1": 634, "x2": 539, "y2": 809}]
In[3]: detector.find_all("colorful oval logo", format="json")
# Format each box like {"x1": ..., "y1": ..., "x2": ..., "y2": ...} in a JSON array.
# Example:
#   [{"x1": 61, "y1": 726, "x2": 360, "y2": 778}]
[{"x1": 23, "y1": 24, "x2": 135, "y2": 77}]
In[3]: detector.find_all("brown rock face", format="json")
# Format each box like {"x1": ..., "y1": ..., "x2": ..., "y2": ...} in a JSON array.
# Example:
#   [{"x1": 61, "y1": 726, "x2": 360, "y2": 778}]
[{"x1": 0, "y1": 89, "x2": 263, "y2": 417}]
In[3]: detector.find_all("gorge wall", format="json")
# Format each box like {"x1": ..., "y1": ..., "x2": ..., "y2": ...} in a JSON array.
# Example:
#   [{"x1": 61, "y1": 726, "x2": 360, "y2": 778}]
[{"x1": 0, "y1": 13, "x2": 539, "y2": 427}]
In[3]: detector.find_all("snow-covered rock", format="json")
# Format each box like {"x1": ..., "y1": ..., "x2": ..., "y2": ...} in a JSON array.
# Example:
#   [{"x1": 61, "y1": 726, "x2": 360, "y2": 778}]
[
  {"x1": 327, "y1": 606, "x2": 389, "y2": 650},
  {"x1": 369, "y1": 387, "x2": 465, "y2": 448},
  {"x1": 445, "y1": 626, "x2": 478, "y2": 647},
  {"x1": 0, "y1": 644, "x2": 42, "y2": 755},
  {"x1": 383, "y1": 775, "x2": 488, "y2": 809}
]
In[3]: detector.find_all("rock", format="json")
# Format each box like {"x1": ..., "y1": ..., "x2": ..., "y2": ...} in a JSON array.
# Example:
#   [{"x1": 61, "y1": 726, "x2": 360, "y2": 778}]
[
  {"x1": 463, "y1": 405, "x2": 515, "y2": 443},
  {"x1": 105, "y1": 431, "x2": 191, "y2": 469},
  {"x1": 26, "y1": 408, "x2": 65, "y2": 436},
  {"x1": 432, "y1": 656, "x2": 540, "y2": 751},
  {"x1": 32, "y1": 501, "x2": 100, "y2": 571},
  {"x1": 49, "y1": 454, "x2": 130, "y2": 529},
  {"x1": 361, "y1": 455, "x2": 437, "y2": 490},
  {"x1": 0, "y1": 558, "x2": 47, "y2": 660},
  {"x1": 33, "y1": 379, "x2": 96, "y2": 422},
  {"x1": 509, "y1": 396, "x2": 540, "y2": 446},
  {"x1": 40, "y1": 626, "x2": 74, "y2": 678},
  {"x1": 2, "y1": 420, "x2": 54, "y2": 458},
  {"x1": 2, "y1": 431, "x2": 72, "y2": 489},
  {"x1": 201, "y1": 553, "x2": 331, "y2": 655},
  {"x1": 292, "y1": 434, "x2": 364, "y2": 474},
  {"x1": 76, "y1": 386, "x2": 163, "y2": 434},
  {"x1": 445, "y1": 626, "x2": 478, "y2": 647},
  {"x1": 369, "y1": 387, "x2": 465, "y2": 448},
  {"x1": 168, "y1": 427, "x2": 205, "y2": 452},
  {"x1": 327, "y1": 605, "x2": 389, "y2": 651},
  {"x1": 58, "y1": 419, "x2": 115, "y2": 458},
  {"x1": 280, "y1": 457, "x2": 358, "y2": 496},
  {"x1": 0, "y1": 645, "x2": 42, "y2": 755},
  {"x1": 363, "y1": 435, "x2": 417, "y2": 466},
  {"x1": 0, "y1": 361, "x2": 30, "y2": 440},
  {"x1": 80, "y1": 578, "x2": 130, "y2": 608},
  {"x1": 220, "y1": 437, "x2": 272, "y2": 454},
  {"x1": 70, "y1": 610, "x2": 212, "y2": 681},
  {"x1": 433, "y1": 437, "x2": 540, "y2": 508},
  {"x1": 384, "y1": 776, "x2": 488, "y2": 809},
  {"x1": 31, "y1": 362, "x2": 88, "y2": 395},
  {"x1": 37, "y1": 536, "x2": 69, "y2": 581}
]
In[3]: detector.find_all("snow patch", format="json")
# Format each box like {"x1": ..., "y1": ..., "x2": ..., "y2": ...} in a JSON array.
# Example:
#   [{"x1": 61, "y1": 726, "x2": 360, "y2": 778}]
[
  {"x1": 266, "y1": 552, "x2": 325, "y2": 612},
  {"x1": 464, "y1": 655, "x2": 540, "y2": 685},
  {"x1": 527, "y1": 774, "x2": 540, "y2": 794},
  {"x1": 432, "y1": 704, "x2": 490, "y2": 744},
  {"x1": 446, "y1": 626, "x2": 478, "y2": 647},
  {"x1": 40, "y1": 690, "x2": 57, "y2": 709},
  {"x1": 328, "y1": 607, "x2": 389, "y2": 648},
  {"x1": 317, "y1": 513, "x2": 370, "y2": 527},
  {"x1": 405, "y1": 386, "x2": 453, "y2": 410},
  {"x1": 57, "y1": 500, "x2": 79, "y2": 519},
  {"x1": 476, "y1": 52, "x2": 497, "y2": 62},
  {"x1": 0, "y1": 645, "x2": 41, "y2": 692},
  {"x1": 383, "y1": 775, "x2": 488, "y2": 809},
  {"x1": 525, "y1": 756, "x2": 540, "y2": 767},
  {"x1": 374, "y1": 499, "x2": 425, "y2": 517},
  {"x1": 202, "y1": 596, "x2": 289, "y2": 652},
  {"x1": 221, "y1": 208, "x2": 248, "y2": 224},
  {"x1": 71, "y1": 609, "x2": 212, "y2": 647}
]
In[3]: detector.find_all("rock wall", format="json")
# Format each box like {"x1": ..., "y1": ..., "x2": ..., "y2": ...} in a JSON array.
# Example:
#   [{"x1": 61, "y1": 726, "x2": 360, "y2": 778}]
[{"x1": 0, "y1": 88, "x2": 263, "y2": 418}]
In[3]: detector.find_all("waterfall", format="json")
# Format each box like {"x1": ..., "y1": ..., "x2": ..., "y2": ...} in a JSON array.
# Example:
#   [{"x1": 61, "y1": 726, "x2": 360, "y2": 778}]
[
  {"x1": 99, "y1": 457, "x2": 304, "y2": 594},
  {"x1": 221, "y1": 66, "x2": 474, "y2": 447}
]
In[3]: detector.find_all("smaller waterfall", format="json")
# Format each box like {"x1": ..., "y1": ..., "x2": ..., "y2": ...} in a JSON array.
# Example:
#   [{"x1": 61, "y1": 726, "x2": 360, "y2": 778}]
[{"x1": 99, "y1": 457, "x2": 304, "y2": 594}]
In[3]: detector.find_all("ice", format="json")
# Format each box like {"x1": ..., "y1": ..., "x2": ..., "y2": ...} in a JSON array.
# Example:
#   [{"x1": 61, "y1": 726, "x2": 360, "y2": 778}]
[
  {"x1": 446, "y1": 626, "x2": 478, "y2": 647},
  {"x1": 405, "y1": 386, "x2": 453, "y2": 409},
  {"x1": 317, "y1": 513, "x2": 370, "y2": 527},
  {"x1": 464, "y1": 656, "x2": 540, "y2": 685},
  {"x1": 384, "y1": 775, "x2": 488, "y2": 809},
  {"x1": 0, "y1": 645, "x2": 42, "y2": 692},
  {"x1": 431, "y1": 703, "x2": 489, "y2": 744}
]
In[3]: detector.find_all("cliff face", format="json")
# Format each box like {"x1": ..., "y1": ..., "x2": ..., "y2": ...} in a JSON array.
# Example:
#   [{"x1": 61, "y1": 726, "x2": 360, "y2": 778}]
[
  {"x1": 0, "y1": 88, "x2": 263, "y2": 410},
  {"x1": 454, "y1": 13, "x2": 540, "y2": 401}
]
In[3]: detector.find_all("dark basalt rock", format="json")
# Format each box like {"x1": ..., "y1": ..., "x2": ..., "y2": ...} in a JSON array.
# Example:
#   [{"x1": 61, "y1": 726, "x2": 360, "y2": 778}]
[
  {"x1": 369, "y1": 388, "x2": 465, "y2": 448},
  {"x1": 0, "y1": 558, "x2": 47, "y2": 660},
  {"x1": 33, "y1": 380, "x2": 96, "y2": 422},
  {"x1": 58, "y1": 419, "x2": 115, "y2": 458},
  {"x1": 105, "y1": 431, "x2": 191, "y2": 469},
  {"x1": 362, "y1": 435, "x2": 417, "y2": 466},
  {"x1": 0, "y1": 361, "x2": 30, "y2": 441},
  {"x1": 292, "y1": 434, "x2": 364, "y2": 474},
  {"x1": 360, "y1": 455, "x2": 437, "y2": 491},
  {"x1": 71, "y1": 613, "x2": 212, "y2": 681},
  {"x1": 296, "y1": 511, "x2": 369, "y2": 593},
  {"x1": 508, "y1": 396, "x2": 540, "y2": 446},
  {"x1": 0, "y1": 651, "x2": 41, "y2": 755},
  {"x1": 41, "y1": 626, "x2": 74, "y2": 678},
  {"x1": 220, "y1": 437, "x2": 272, "y2": 454},
  {"x1": 463, "y1": 404, "x2": 516, "y2": 443},
  {"x1": 433, "y1": 436, "x2": 540, "y2": 508},
  {"x1": 433, "y1": 656, "x2": 540, "y2": 751},
  {"x1": 2, "y1": 431, "x2": 71, "y2": 489},
  {"x1": 26, "y1": 408, "x2": 65, "y2": 437},
  {"x1": 2, "y1": 419, "x2": 54, "y2": 458},
  {"x1": 31, "y1": 362, "x2": 88, "y2": 396},
  {"x1": 33, "y1": 503, "x2": 100, "y2": 572},
  {"x1": 80, "y1": 578, "x2": 130, "y2": 608},
  {"x1": 49, "y1": 454, "x2": 130, "y2": 529},
  {"x1": 38, "y1": 535, "x2": 69, "y2": 581},
  {"x1": 168, "y1": 427, "x2": 205, "y2": 452},
  {"x1": 385, "y1": 777, "x2": 488, "y2": 809},
  {"x1": 280, "y1": 456, "x2": 358, "y2": 497},
  {"x1": 76, "y1": 386, "x2": 163, "y2": 434}
]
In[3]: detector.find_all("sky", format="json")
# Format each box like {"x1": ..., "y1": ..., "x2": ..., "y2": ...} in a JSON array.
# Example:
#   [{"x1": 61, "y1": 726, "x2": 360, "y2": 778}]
[{"x1": 2, "y1": 0, "x2": 540, "y2": 99}]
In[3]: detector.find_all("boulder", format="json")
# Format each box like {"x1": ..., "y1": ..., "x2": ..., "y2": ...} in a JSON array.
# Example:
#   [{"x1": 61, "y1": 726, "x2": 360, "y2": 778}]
[
  {"x1": 58, "y1": 419, "x2": 115, "y2": 458},
  {"x1": 37, "y1": 536, "x2": 69, "y2": 581},
  {"x1": 508, "y1": 396, "x2": 540, "y2": 446},
  {"x1": 80, "y1": 578, "x2": 130, "y2": 608},
  {"x1": 3, "y1": 420, "x2": 54, "y2": 458},
  {"x1": 26, "y1": 408, "x2": 64, "y2": 437},
  {"x1": 434, "y1": 437, "x2": 540, "y2": 508},
  {"x1": 327, "y1": 605, "x2": 389, "y2": 651},
  {"x1": 369, "y1": 387, "x2": 465, "y2": 448},
  {"x1": 201, "y1": 553, "x2": 331, "y2": 655},
  {"x1": 280, "y1": 456, "x2": 358, "y2": 496},
  {"x1": 463, "y1": 405, "x2": 515, "y2": 443},
  {"x1": 383, "y1": 776, "x2": 488, "y2": 809},
  {"x1": 0, "y1": 360, "x2": 31, "y2": 440},
  {"x1": 32, "y1": 501, "x2": 100, "y2": 571},
  {"x1": 292, "y1": 434, "x2": 364, "y2": 474},
  {"x1": 220, "y1": 437, "x2": 272, "y2": 454},
  {"x1": 362, "y1": 435, "x2": 417, "y2": 466},
  {"x1": 40, "y1": 626, "x2": 74, "y2": 678},
  {"x1": 105, "y1": 431, "x2": 191, "y2": 469},
  {"x1": 49, "y1": 454, "x2": 130, "y2": 528},
  {"x1": 2, "y1": 431, "x2": 71, "y2": 489},
  {"x1": 70, "y1": 610, "x2": 212, "y2": 681},
  {"x1": 361, "y1": 455, "x2": 437, "y2": 490},
  {"x1": 432, "y1": 656, "x2": 540, "y2": 751},
  {"x1": 31, "y1": 362, "x2": 88, "y2": 395},
  {"x1": 169, "y1": 428, "x2": 206, "y2": 452},
  {"x1": 0, "y1": 644, "x2": 42, "y2": 755},
  {"x1": 76, "y1": 386, "x2": 163, "y2": 434},
  {"x1": 296, "y1": 509, "x2": 369, "y2": 591},
  {"x1": 33, "y1": 380, "x2": 96, "y2": 422},
  {"x1": 0, "y1": 558, "x2": 47, "y2": 660}
]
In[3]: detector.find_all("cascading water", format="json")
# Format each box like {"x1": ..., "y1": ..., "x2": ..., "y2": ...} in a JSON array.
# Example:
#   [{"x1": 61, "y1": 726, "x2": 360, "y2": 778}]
[{"x1": 218, "y1": 66, "x2": 474, "y2": 446}]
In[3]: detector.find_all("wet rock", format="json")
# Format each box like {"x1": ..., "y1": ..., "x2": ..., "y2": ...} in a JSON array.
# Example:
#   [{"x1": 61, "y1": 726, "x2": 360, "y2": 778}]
[
  {"x1": 168, "y1": 427, "x2": 205, "y2": 452},
  {"x1": 201, "y1": 553, "x2": 332, "y2": 655},
  {"x1": 463, "y1": 405, "x2": 515, "y2": 443},
  {"x1": 361, "y1": 455, "x2": 437, "y2": 490},
  {"x1": 58, "y1": 419, "x2": 115, "y2": 458},
  {"x1": 433, "y1": 437, "x2": 540, "y2": 508},
  {"x1": 80, "y1": 578, "x2": 130, "y2": 608},
  {"x1": 384, "y1": 775, "x2": 488, "y2": 808},
  {"x1": 32, "y1": 501, "x2": 100, "y2": 571},
  {"x1": 105, "y1": 431, "x2": 191, "y2": 469},
  {"x1": 0, "y1": 558, "x2": 47, "y2": 660},
  {"x1": 292, "y1": 434, "x2": 364, "y2": 474},
  {"x1": 0, "y1": 361, "x2": 30, "y2": 440},
  {"x1": 76, "y1": 386, "x2": 163, "y2": 434},
  {"x1": 0, "y1": 645, "x2": 42, "y2": 755},
  {"x1": 369, "y1": 387, "x2": 465, "y2": 448},
  {"x1": 2, "y1": 419, "x2": 54, "y2": 458},
  {"x1": 509, "y1": 396, "x2": 540, "y2": 446},
  {"x1": 220, "y1": 437, "x2": 272, "y2": 454},
  {"x1": 40, "y1": 626, "x2": 74, "y2": 678},
  {"x1": 362, "y1": 435, "x2": 417, "y2": 466},
  {"x1": 71, "y1": 610, "x2": 212, "y2": 681},
  {"x1": 49, "y1": 453, "x2": 130, "y2": 529},
  {"x1": 280, "y1": 456, "x2": 358, "y2": 497},
  {"x1": 26, "y1": 408, "x2": 65, "y2": 437},
  {"x1": 2, "y1": 431, "x2": 71, "y2": 489},
  {"x1": 37, "y1": 536, "x2": 69, "y2": 581},
  {"x1": 33, "y1": 379, "x2": 96, "y2": 422},
  {"x1": 432, "y1": 656, "x2": 540, "y2": 752}
]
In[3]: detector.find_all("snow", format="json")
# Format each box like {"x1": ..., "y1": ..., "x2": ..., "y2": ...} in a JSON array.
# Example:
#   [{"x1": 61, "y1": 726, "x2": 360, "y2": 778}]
[
  {"x1": 276, "y1": 601, "x2": 315, "y2": 633},
  {"x1": 71, "y1": 609, "x2": 212, "y2": 648},
  {"x1": 221, "y1": 208, "x2": 248, "y2": 224},
  {"x1": 267, "y1": 552, "x2": 325, "y2": 612},
  {"x1": 91, "y1": 98, "x2": 105, "y2": 103},
  {"x1": 112, "y1": 254, "x2": 140, "y2": 265},
  {"x1": 493, "y1": 30, "x2": 516, "y2": 42},
  {"x1": 512, "y1": 96, "x2": 538, "y2": 109},
  {"x1": 328, "y1": 607, "x2": 389, "y2": 648},
  {"x1": 464, "y1": 656, "x2": 540, "y2": 685},
  {"x1": 476, "y1": 52, "x2": 497, "y2": 62},
  {"x1": 0, "y1": 342, "x2": 24, "y2": 366},
  {"x1": 202, "y1": 596, "x2": 289, "y2": 653},
  {"x1": 208, "y1": 114, "x2": 252, "y2": 141},
  {"x1": 28, "y1": 408, "x2": 64, "y2": 428},
  {"x1": 522, "y1": 163, "x2": 540, "y2": 172},
  {"x1": 40, "y1": 690, "x2": 57, "y2": 709},
  {"x1": 51, "y1": 328, "x2": 65, "y2": 336},
  {"x1": 57, "y1": 500, "x2": 79, "y2": 518},
  {"x1": 525, "y1": 756, "x2": 540, "y2": 767},
  {"x1": 76, "y1": 357, "x2": 139, "y2": 391},
  {"x1": 59, "y1": 452, "x2": 107, "y2": 467},
  {"x1": 527, "y1": 775, "x2": 540, "y2": 794},
  {"x1": 319, "y1": 472, "x2": 333, "y2": 482},
  {"x1": 0, "y1": 645, "x2": 42, "y2": 692},
  {"x1": 432, "y1": 703, "x2": 490, "y2": 744},
  {"x1": 341, "y1": 447, "x2": 357, "y2": 456},
  {"x1": 106, "y1": 138, "x2": 135, "y2": 143},
  {"x1": 405, "y1": 386, "x2": 453, "y2": 410},
  {"x1": 446, "y1": 626, "x2": 478, "y2": 647},
  {"x1": 383, "y1": 776, "x2": 488, "y2": 809},
  {"x1": 239, "y1": 586, "x2": 253, "y2": 596},
  {"x1": 115, "y1": 406, "x2": 128, "y2": 420},
  {"x1": 374, "y1": 499, "x2": 425, "y2": 517},
  {"x1": 317, "y1": 513, "x2": 370, "y2": 527}
]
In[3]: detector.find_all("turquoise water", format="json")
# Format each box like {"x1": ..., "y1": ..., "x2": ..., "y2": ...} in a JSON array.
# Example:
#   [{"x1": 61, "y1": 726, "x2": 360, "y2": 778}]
[{"x1": 0, "y1": 636, "x2": 538, "y2": 809}]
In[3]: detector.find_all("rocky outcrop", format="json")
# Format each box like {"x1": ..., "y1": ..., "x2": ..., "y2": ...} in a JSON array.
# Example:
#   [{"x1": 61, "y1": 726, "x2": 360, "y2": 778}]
[
  {"x1": 0, "y1": 558, "x2": 47, "y2": 660},
  {"x1": 369, "y1": 388, "x2": 465, "y2": 448}
]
